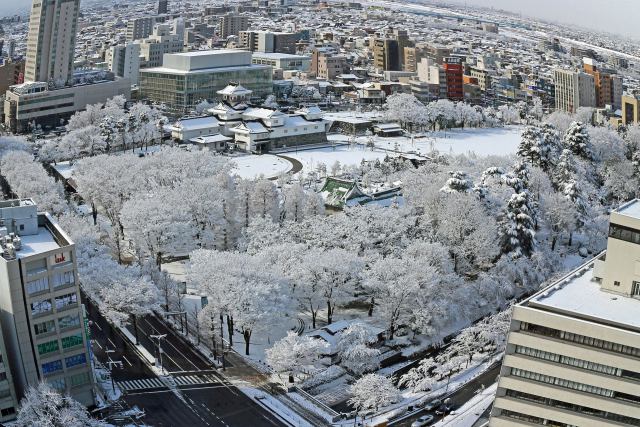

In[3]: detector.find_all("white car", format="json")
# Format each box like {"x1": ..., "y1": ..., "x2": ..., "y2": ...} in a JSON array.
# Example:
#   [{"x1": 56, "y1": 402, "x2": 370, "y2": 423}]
[{"x1": 411, "y1": 414, "x2": 435, "y2": 427}]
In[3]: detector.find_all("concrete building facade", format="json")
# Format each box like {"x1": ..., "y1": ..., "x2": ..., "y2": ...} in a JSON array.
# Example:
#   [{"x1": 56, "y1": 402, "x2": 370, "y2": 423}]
[
  {"x1": 218, "y1": 14, "x2": 249, "y2": 38},
  {"x1": 24, "y1": 0, "x2": 80, "y2": 85},
  {"x1": 239, "y1": 31, "x2": 298, "y2": 54},
  {"x1": 137, "y1": 24, "x2": 184, "y2": 68},
  {"x1": 106, "y1": 43, "x2": 141, "y2": 85},
  {"x1": 554, "y1": 69, "x2": 596, "y2": 113},
  {"x1": 490, "y1": 200, "x2": 640, "y2": 427}
]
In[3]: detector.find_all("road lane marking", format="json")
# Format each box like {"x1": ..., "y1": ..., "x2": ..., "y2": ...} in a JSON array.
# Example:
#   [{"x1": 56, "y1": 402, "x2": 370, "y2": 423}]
[
  {"x1": 141, "y1": 317, "x2": 201, "y2": 371},
  {"x1": 122, "y1": 355, "x2": 133, "y2": 367}
]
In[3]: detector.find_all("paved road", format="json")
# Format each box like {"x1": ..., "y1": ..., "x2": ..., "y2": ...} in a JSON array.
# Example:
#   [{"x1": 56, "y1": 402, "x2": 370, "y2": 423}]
[
  {"x1": 85, "y1": 297, "x2": 284, "y2": 427},
  {"x1": 393, "y1": 364, "x2": 500, "y2": 427},
  {"x1": 274, "y1": 154, "x2": 303, "y2": 176}
]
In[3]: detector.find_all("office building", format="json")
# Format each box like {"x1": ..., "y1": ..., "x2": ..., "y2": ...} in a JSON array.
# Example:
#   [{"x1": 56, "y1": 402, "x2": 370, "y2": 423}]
[
  {"x1": 583, "y1": 58, "x2": 622, "y2": 110},
  {"x1": 554, "y1": 69, "x2": 596, "y2": 113},
  {"x1": 0, "y1": 199, "x2": 95, "y2": 415},
  {"x1": 490, "y1": 200, "x2": 640, "y2": 426},
  {"x1": 239, "y1": 31, "x2": 298, "y2": 54},
  {"x1": 127, "y1": 17, "x2": 157, "y2": 41},
  {"x1": 622, "y1": 93, "x2": 640, "y2": 126},
  {"x1": 443, "y1": 57, "x2": 463, "y2": 101},
  {"x1": 24, "y1": 0, "x2": 80, "y2": 86},
  {"x1": 139, "y1": 50, "x2": 271, "y2": 115},
  {"x1": 470, "y1": 66, "x2": 493, "y2": 92},
  {"x1": 106, "y1": 43, "x2": 141, "y2": 85},
  {"x1": 6, "y1": 40, "x2": 15, "y2": 59},
  {"x1": 158, "y1": 0, "x2": 168, "y2": 14},
  {"x1": 218, "y1": 14, "x2": 249, "y2": 38},
  {"x1": 373, "y1": 37, "x2": 399, "y2": 72},
  {"x1": 4, "y1": 75, "x2": 131, "y2": 133},
  {"x1": 137, "y1": 24, "x2": 184, "y2": 68}
]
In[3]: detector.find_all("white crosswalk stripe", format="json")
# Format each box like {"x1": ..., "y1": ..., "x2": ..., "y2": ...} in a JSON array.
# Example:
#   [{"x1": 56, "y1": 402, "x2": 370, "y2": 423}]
[
  {"x1": 174, "y1": 374, "x2": 219, "y2": 386},
  {"x1": 117, "y1": 374, "x2": 220, "y2": 392},
  {"x1": 117, "y1": 378, "x2": 166, "y2": 391}
]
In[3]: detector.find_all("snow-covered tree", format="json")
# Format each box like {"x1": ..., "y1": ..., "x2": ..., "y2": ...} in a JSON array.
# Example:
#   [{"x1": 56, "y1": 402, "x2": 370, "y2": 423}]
[
  {"x1": 348, "y1": 374, "x2": 400, "y2": 416},
  {"x1": 541, "y1": 192, "x2": 577, "y2": 250},
  {"x1": 563, "y1": 121, "x2": 592, "y2": 161},
  {"x1": 501, "y1": 191, "x2": 536, "y2": 258},
  {"x1": 440, "y1": 171, "x2": 472, "y2": 193},
  {"x1": 16, "y1": 382, "x2": 107, "y2": 427},
  {"x1": 337, "y1": 322, "x2": 380, "y2": 376},
  {"x1": 266, "y1": 331, "x2": 328, "y2": 378}
]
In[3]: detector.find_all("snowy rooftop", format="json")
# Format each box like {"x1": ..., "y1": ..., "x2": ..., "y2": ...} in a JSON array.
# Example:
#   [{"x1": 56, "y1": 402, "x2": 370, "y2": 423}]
[
  {"x1": 528, "y1": 256, "x2": 640, "y2": 332},
  {"x1": 16, "y1": 227, "x2": 61, "y2": 259},
  {"x1": 615, "y1": 199, "x2": 640, "y2": 220}
]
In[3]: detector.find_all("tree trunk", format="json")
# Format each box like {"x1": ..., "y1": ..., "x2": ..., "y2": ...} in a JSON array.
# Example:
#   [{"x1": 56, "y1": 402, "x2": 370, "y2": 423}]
[
  {"x1": 551, "y1": 235, "x2": 557, "y2": 251},
  {"x1": 368, "y1": 297, "x2": 374, "y2": 317},
  {"x1": 91, "y1": 202, "x2": 97, "y2": 226},
  {"x1": 227, "y1": 315, "x2": 234, "y2": 346},
  {"x1": 568, "y1": 232, "x2": 573, "y2": 246},
  {"x1": 156, "y1": 252, "x2": 162, "y2": 271},
  {"x1": 243, "y1": 330, "x2": 251, "y2": 355},
  {"x1": 310, "y1": 306, "x2": 317, "y2": 329},
  {"x1": 388, "y1": 322, "x2": 395, "y2": 340},
  {"x1": 326, "y1": 300, "x2": 333, "y2": 325}
]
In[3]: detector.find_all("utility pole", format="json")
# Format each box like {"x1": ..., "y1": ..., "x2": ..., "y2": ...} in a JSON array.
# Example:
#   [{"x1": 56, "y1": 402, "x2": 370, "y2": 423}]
[
  {"x1": 150, "y1": 334, "x2": 167, "y2": 375},
  {"x1": 105, "y1": 349, "x2": 123, "y2": 395},
  {"x1": 219, "y1": 313, "x2": 226, "y2": 371}
]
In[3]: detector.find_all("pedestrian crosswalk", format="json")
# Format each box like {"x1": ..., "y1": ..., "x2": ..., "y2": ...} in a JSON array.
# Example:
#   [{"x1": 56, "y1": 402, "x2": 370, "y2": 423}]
[{"x1": 117, "y1": 374, "x2": 221, "y2": 392}]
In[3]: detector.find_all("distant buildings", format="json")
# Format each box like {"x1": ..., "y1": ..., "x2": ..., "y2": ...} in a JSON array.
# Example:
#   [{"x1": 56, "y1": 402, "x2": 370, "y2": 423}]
[
  {"x1": 24, "y1": 0, "x2": 80, "y2": 86},
  {"x1": 218, "y1": 14, "x2": 249, "y2": 39},
  {"x1": 554, "y1": 69, "x2": 596, "y2": 113},
  {"x1": 239, "y1": 30, "x2": 299, "y2": 54},
  {"x1": 139, "y1": 50, "x2": 272, "y2": 114},
  {"x1": 443, "y1": 57, "x2": 463, "y2": 101},
  {"x1": 373, "y1": 28, "x2": 413, "y2": 72},
  {"x1": 158, "y1": 0, "x2": 168, "y2": 14},
  {"x1": 251, "y1": 52, "x2": 310, "y2": 72},
  {"x1": 106, "y1": 43, "x2": 141, "y2": 85},
  {"x1": 0, "y1": 59, "x2": 24, "y2": 95},
  {"x1": 310, "y1": 48, "x2": 348, "y2": 80},
  {"x1": 0, "y1": 200, "x2": 95, "y2": 422},
  {"x1": 127, "y1": 17, "x2": 157, "y2": 41},
  {"x1": 137, "y1": 24, "x2": 184, "y2": 68},
  {"x1": 622, "y1": 93, "x2": 640, "y2": 126},
  {"x1": 490, "y1": 199, "x2": 640, "y2": 426},
  {"x1": 583, "y1": 58, "x2": 622, "y2": 110}
]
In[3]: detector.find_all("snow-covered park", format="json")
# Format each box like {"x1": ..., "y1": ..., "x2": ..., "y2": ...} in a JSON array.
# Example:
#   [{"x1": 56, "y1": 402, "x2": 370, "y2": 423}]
[{"x1": 230, "y1": 154, "x2": 293, "y2": 179}]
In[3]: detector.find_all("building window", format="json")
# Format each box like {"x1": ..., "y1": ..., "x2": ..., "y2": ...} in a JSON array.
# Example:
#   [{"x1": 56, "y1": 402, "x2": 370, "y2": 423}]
[
  {"x1": 58, "y1": 314, "x2": 80, "y2": 330},
  {"x1": 69, "y1": 372, "x2": 90, "y2": 387},
  {"x1": 41, "y1": 360, "x2": 63, "y2": 375},
  {"x1": 37, "y1": 340, "x2": 60, "y2": 356},
  {"x1": 26, "y1": 277, "x2": 49, "y2": 295},
  {"x1": 61, "y1": 334, "x2": 83, "y2": 350},
  {"x1": 633, "y1": 281, "x2": 640, "y2": 297},
  {"x1": 614, "y1": 281, "x2": 621, "y2": 286},
  {"x1": 31, "y1": 299, "x2": 52, "y2": 316},
  {"x1": 54, "y1": 293, "x2": 77, "y2": 311},
  {"x1": 0, "y1": 407, "x2": 15, "y2": 417},
  {"x1": 64, "y1": 353, "x2": 86, "y2": 369},
  {"x1": 34, "y1": 320, "x2": 55, "y2": 336},
  {"x1": 47, "y1": 378, "x2": 65, "y2": 392},
  {"x1": 52, "y1": 271, "x2": 74, "y2": 288},
  {"x1": 0, "y1": 373, "x2": 6, "y2": 382}
]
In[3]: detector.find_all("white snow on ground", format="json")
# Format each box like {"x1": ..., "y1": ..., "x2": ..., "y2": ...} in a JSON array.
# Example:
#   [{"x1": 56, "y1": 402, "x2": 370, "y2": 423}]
[
  {"x1": 287, "y1": 145, "x2": 388, "y2": 171},
  {"x1": 52, "y1": 161, "x2": 74, "y2": 179},
  {"x1": 433, "y1": 383, "x2": 497, "y2": 427},
  {"x1": 240, "y1": 386, "x2": 314, "y2": 427},
  {"x1": 370, "y1": 126, "x2": 522, "y2": 157},
  {"x1": 230, "y1": 154, "x2": 293, "y2": 179}
]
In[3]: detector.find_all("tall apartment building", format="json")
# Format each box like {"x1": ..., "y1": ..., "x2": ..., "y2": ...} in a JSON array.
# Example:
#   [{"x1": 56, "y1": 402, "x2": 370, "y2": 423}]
[
  {"x1": 443, "y1": 57, "x2": 463, "y2": 101},
  {"x1": 470, "y1": 66, "x2": 493, "y2": 92},
  {"x1": 127, "y1": 17, "x2": 157, "y2": 41},
  {"x1": 0, "y1": 199, "x2": 94, "y2": 417},
  {"x1": 373, "y1": 29, "x2": 413, "y2": 72},
  {"x1": 106, "y1": 43, "x2": 141, "y2": 85},
  {"x1": 136, "y1": 24, "x2": 184, "y2": 68},
  {"x1": 218, "y1": 14, "x2": 249, "y2": 38},
  {"x1": 554, "y1": 69, "x2": 596, "y2": 113},
  {"x1": 24, "y1": 0, "x2": 80, "y2": 85},
  {"x1": 6, "y1": 40, "x2": 15, "y2": 59},
  {"x1": 239, "y1": 30, "x2": 298, "y2": 54},
  {"x1": 158, "y1": 0, "x2": 168, "y2": 14},
  {"x1": 490, "y1": 200, "x2": 640, "y2": 426},
  {"x1": 0, "y1": 59, "x2": 24, "y2": 95},
  {"x1": 583, "y1": 58, "x2": 622, "y2": 110}
]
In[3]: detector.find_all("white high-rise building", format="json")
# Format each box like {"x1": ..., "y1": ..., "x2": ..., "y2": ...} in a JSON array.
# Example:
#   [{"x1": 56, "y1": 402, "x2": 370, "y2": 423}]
[
  {"x1": 106, "y1": 43, "x2": 141, "y2": 85},
  {"x1": 490, "y1": 200, "x2": 640, "y2": 426},
  {"x1": 24, "y1": 0, "x2": 80, "y2": 85},
  {"x1": 554, "y1": 69, "x2": 596, "y2": 113}
]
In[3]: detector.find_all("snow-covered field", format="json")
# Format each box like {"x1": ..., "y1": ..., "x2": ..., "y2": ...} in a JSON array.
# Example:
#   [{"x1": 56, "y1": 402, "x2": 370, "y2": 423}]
[
  {"x1": 287, "y1": 145, "x2": 388, "y2": 172},
  {"x1": 230, "y1": 154, "x2": 293, "y2": 179}
]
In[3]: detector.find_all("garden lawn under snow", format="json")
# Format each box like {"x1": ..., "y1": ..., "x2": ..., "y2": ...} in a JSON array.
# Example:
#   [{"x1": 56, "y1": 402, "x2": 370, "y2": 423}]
[
  {"x1": 230, "y1": 154, "x2": 293, "y2": 179},
  {"x1": 287, "y1": 144, "x2": 388, "y2": 172}
]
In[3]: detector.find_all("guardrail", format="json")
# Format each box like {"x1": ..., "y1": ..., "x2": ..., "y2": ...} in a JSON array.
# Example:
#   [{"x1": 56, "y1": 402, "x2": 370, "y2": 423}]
[{"x1": 290, "y1": 385, "x2": 343, "y2": 423}]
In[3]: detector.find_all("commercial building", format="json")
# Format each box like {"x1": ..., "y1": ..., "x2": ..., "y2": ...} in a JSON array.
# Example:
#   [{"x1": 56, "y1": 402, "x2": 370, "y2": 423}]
[
  {"x1": 0, "y1": 199, "x2": 95, "y2": 418},
  {"x1": 490, "y1": 200, "x2": 640, "y2": 427},
  {"x1": 4, "y1": 75, "x2": 131, "y2": 133},
  {"x1": 106, "y1": 43, "x2": 141, "y2": 85},
  {"x1": 239, "y1": 31, "x2": 299, "y2": 54},
  {"x1": 443, "y1": 57, "x2": 463, "y2": 101},
  {"x1": 137, "y1": 24, "x2": 184, "y2": 68},
  {"x1": 554, "y1": 69, "x2": 596, "y2": 113},
  {"x1": 373, "y1": 37, "x2": 399, "y2": 72},
  {"x1": 251, "y1": 52, "x2": 310, "y2": 72},
  {"x1": 218, "y1": 14, "x2": 249, "y2": 38},
  {"x1": 24, "y1": 0, "x2": 80, "y2": 86},
  {"x1": 622, "y1": 93, "x2": 640, "y2": 126},
  {"x1": 583, "y1": 58, "x2": 622, "y2": 110},
  {"x1": 139, "y1": 50, "x2": 271, "y2": 115}
]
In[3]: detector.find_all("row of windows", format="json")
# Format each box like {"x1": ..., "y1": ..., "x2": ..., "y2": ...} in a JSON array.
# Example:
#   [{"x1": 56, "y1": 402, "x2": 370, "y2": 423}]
[
  {"x1": 26, "y1": 271, "x2": 75, "y2": 295},
  {"x1": 505, "y1": 389, "x2": 640, "y2": 426},
  {"x1": 520, "y1": 322, "x2": 640, "y2": 358},
  {"x1": 30, "y1": 292, "x2": 78, "y2": 316},
  {"x1": 37, "y1": 333, "x2": 83, "y2": 356},
  {"x1": 34, "y1": 314, "x2": 80, "y2": 336},
  {"x1": 41, "y1": 353, "x2": 87, "y2": 375},
  {"x1": 514, "y1": 345, "x2": 622, "y2": 377},
  {"x1": 609, "y1": 223, "x2": 640, "y2": 245},
  {"x1": 46, "y1": 371, "x2": 90, "y2": 391},
  {"x1": 500, "y1": 409, "x2": 574, "y2": 427}
]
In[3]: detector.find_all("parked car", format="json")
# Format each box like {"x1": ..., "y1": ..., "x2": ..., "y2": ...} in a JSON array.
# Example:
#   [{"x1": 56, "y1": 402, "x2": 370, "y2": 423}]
[
  {"x1": 411, "y1": 415, "x2": 435, "y2": 427},
  {"x1": 422, "y1": 399, "x2": 442, "y2": 411}
]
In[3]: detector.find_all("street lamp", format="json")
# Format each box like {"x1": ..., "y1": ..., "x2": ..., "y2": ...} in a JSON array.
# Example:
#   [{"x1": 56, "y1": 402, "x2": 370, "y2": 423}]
[
  {"x1": 219, "y1": 313, "x2": 226, "y2": 371},
  {"x1": 150, "y1": 334, "x2": 167, "y2": 375},
  {"x1": 105, "y1": 349, "x2": 123, "y2": 395}
]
